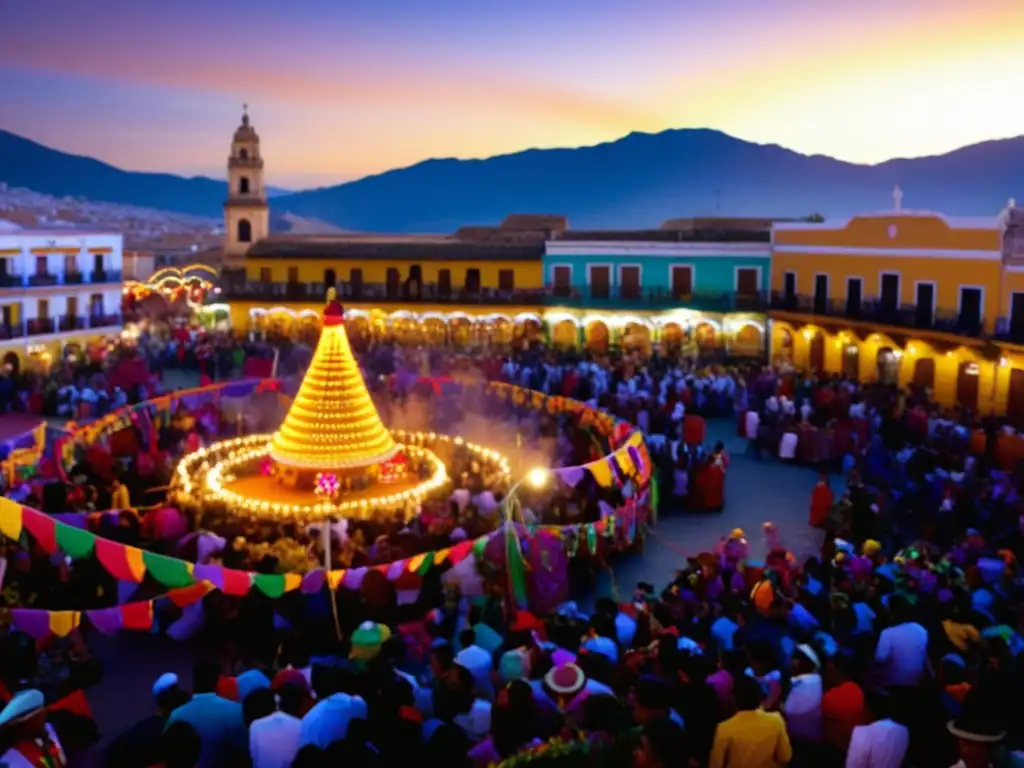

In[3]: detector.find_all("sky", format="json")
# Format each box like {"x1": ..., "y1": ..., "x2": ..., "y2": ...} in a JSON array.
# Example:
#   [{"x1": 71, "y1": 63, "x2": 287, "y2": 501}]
[{"x1": 2, "y1": 0, "x2": 1023, "y2": 190}]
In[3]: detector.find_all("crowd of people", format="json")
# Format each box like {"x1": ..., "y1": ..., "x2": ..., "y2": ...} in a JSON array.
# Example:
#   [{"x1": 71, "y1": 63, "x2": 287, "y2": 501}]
[{"x1": 1, "y1": 327, "x2": 1024, "y2": 766}]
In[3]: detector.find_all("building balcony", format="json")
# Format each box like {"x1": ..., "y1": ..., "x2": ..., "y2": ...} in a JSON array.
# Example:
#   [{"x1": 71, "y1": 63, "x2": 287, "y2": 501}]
[
  {"x1": 0, "y1": 324, "x2": 19, "y2": 340},
  {"x1": 90, "y1": 269, "x2": 122, "y2": 284},
  {"x1": 58, "y1": 315, "x2": 87, "y2": 331},
  {"x1": 220, "y1": 281, "x2": 770, "y2": 313},
  {"x1": 0, "y1": 274, "x2": 21, "y2": 288},
  {"x1": 28, "y1": 274, "x2": 58, "y2": 287},
  {"x1": 89, "y1": 313, "x2": 122, "y2": 329},
  {"x1": 64, "y1": 271, "x2": 85, "y2": 285},
  {"x1": 769, "y1": 292, "x2": 984, "y2": 337},
  {"x1": 27, "y1": 318, "x2": 55, "y2": 336}
]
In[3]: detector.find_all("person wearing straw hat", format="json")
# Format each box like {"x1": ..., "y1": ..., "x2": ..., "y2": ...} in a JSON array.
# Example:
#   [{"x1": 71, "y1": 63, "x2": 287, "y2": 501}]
[
  {"x1": 0, "y1": 689, "x2": 66, "y2": 768},
  {"x1": 947, "y1": 688, "x2": 1007, "y2": 768}
]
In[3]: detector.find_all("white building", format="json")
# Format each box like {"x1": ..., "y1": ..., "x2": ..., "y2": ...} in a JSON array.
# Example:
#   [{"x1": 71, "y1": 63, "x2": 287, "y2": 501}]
[{"x1": 0, "y1": 228, "x2": 124, "y2": 368}]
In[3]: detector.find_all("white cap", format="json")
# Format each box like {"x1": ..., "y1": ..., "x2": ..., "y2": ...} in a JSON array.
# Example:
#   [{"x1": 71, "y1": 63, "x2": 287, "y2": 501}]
[{"x1": 152, "y1": 673, "x2": 179, "y2": 697}]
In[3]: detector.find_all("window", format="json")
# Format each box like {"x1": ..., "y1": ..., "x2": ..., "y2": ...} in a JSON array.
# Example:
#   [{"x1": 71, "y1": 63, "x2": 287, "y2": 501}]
[
  {"x1": 386, "y1": 268, "x2": 401, "y2": 299},
  {"x1": 880, "y1": 273, "x2": 900, "y2": 315},
  {"x1": 38, "y1": 299, "x2": 49, "y2": 319},
  {"x1": 239, "y1": 177, "x2": 250, "y2": 195},
  {"x1": 67, "y1": 296, "x2": 78, "y2": 318},
  {"x1": 260, "y1": 267, "x2": 272, "y2": 283},
  {"x1": 671, "y1": 265, "x2": 693, "y2": 298},
  {"x1": 589, "y1": 265, "x2": 610, "y2": 300},
  {"x1": 438, "y1": 269, "x2": 452, "y2": 297},
  {"x1": 287, "y1": 267, "x2": 299, "y2": 284},
  {"x1": 846, "y1": 278, "x2": 862, "y2": 316},
  {"x1": 324, "y1": 269, "x2": 336, "y2": 288},
  {"x1": 813, "y1": 274, "x2": 829, "y2": 314},
  {"x1": 237, "y1": 219, "x2": 252, "y2": 243},
  {"x1": 552, "y1": 266, "x2": 571, "y2": 297},
  {"x1": 465, "y1": 268, "x2": 481, "y2": 294},
  {"x1": 349, "y1": 268, "x2": 363, "y2": 298},
  {"x1": 64, "y1": 255, "x2": 77, "y2": 274},
  {"x1": 498, "y1": 269, "x2": 514, "y2": 293},
  {"x1": 783, "y1": 272, "x2": 796, "y2": 300},
  {"x1": 619, "y1": 266, "x2": 641, "y2": 300},
  {"x1": 239, "y1": 148, "x2": 249, "y2": 160},
  {"x1": 915, "y1": 283, "x2": 935, "y2": 328},
  {"x1": 1011, "y1": 292, "x2": 1024, "y2": 342},
  {"x1": 735, "y1": 267, "x2": 758, "y2": 296},
  {"x1": 93, "y1": 253, "x2": 104, "y2": 273},
  {"x1": 35, "y1": 256, "x2": 47, "y2": 275},
  {"x1": 959, "y1": 287, "x2": 983, "y2": 332},
  {"x1": 89, "y1": 294, "x2": 103, "y2": 316}
]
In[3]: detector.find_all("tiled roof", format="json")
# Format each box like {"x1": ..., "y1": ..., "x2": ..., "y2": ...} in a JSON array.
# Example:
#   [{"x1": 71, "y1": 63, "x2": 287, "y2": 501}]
[{"x1": 246, "y1": 234, "x2": 544, "y2": 260}]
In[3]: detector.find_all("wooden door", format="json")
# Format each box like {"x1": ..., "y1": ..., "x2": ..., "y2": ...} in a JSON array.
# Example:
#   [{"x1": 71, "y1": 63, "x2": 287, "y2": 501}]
[
  {"x1": 915, "y1": 284, "x2": 934, "y2": 328},
  {"x1": 846, "y1": 278, "x2": 862, "y2": 317},
  {"x1": 620, "y1": 266, "x2": 641, "y2": 300},
  {"x1": 438, "y1": 269, "x2": 452, "y2": 298},
  {"x1": 324, "y1": 268, "x2": 337, "y2": 288},
  {"x1": 956, "y1": 362, "x2": 979, "y2": 412},
  {"x1": 959, "y1": 288, "x2": 982, "y2": 333},
  {"x1": 736, "y1": 268, "x2": 758, "y2": 296},
  {"x1": 913, "y1": 358, "x2": 935, "y2": 391},
  {"x1": 880, "y1": 274, "x2": 900, "y2": 314},
  {"x1": 590, "y1": 266, "x2": 610, "y2": 300},
  {"x1": 465, "y1": 268, "x2": 481, "y2": 294},
  {"x1": 1008, "y1": 369, "x2": 1024, "y2": 428},
  {"x1": 672, "y1": 266, "x2": 692, "y2": 298},
  {"x1": 813, "y1": 275, "x2": 828, "y2": 314},
  {"x1": 498, "y1": 269, "x2": 514, "y2": 292},
  {"x1": 809, "y1": 332, "x2": 825, "y2": 372},
  {"x1": 552, "y1": 266, "x2": 571, "y2": 297}
]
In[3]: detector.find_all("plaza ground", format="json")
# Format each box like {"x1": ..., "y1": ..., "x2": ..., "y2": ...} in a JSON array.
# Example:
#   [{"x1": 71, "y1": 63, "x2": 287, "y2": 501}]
[{"x1": 70, "y1": 419, "x2": 821, "y2": 764}]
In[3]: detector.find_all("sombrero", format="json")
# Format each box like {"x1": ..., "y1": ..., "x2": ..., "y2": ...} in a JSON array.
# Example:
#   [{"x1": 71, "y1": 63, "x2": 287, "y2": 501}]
[{"x1": 543, "y1": 663, "x2": 586, "y2": 698}]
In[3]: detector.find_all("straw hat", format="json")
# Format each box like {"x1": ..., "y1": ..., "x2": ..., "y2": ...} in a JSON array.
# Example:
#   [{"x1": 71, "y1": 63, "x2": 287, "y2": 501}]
[{"x1": 543, "y1": 663, "x2": 586, "y2": 698}]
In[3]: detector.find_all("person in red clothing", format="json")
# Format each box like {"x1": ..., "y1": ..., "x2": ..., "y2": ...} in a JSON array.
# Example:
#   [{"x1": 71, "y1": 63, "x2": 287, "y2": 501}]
[
  {"x1": 820, "y1": 653, "x2": 865, "y2": 758},
  {"x1": 809, "y1": 472, "x2": 833, "y2": 529}
]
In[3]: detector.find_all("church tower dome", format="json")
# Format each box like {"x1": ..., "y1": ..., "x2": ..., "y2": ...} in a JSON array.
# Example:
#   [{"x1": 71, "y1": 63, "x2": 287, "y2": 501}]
[{"x1": 223, "y1": 105, "x2": 270, "y2": 266}]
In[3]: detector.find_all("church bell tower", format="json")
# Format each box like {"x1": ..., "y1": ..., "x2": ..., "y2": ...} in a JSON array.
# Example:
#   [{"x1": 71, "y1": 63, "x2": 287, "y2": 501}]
[{"x1": 223, "y1": 105, "x2": 269, "y2": 265}]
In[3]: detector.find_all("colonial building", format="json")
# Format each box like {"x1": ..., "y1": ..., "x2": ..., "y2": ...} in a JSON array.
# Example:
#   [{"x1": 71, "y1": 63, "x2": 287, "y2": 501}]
[
  {"x1": 221, "y1": 110, "x2": 768, "y2": 355},
  {"x1": 0, "y1": 228, "x2": 124, "y2": 370},
  {"x1": 768, "y1": 189, "x2": 1024, "y2": 418}
]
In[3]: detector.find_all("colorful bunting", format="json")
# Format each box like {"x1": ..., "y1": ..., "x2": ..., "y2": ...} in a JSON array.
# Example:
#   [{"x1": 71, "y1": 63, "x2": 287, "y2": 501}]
[
  {"x1": 22, "y1": 510, "x2": 56, "y2": 553},
  {"x1": 253, "y1": 573, "x2": 286, "y2": 598},
  {"x1": 96, "y1": 539, "x2": 146, "y2": 583},
  {"x1": 85, "y1": 606, "x2": 123, "y2": 635},
  {"x1": 48, "y1": 611, "x2": 81, "y2": 638},
  {"x1": 120, "y1": 601, "x2": 154, "y2": 631}
]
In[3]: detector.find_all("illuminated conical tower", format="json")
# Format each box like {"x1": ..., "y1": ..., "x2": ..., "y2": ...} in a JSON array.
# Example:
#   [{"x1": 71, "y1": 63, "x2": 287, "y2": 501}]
[{"x1": 269, "y1": 292, "x2": 398, "y2": 482}]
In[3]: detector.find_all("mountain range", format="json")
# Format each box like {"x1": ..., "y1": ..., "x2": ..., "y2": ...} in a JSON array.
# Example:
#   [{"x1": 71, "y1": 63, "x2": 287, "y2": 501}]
[{"x1": 1, "y1": 127, "x2": 1022, "y2": 232}]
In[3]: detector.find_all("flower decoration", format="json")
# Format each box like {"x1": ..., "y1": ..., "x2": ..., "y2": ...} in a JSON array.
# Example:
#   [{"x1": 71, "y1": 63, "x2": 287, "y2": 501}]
[{"x1": 315, "y1": 472, "x2": 340, "y2": 498}]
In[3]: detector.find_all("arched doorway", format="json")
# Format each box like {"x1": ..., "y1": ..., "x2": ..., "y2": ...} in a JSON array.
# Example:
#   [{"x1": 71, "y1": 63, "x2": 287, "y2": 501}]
[
  {"x1": 491, "y1": 317, "x2": 515, "y2": 346},
  {"x1": 694, "y1": 322, "x2": 716, "y2": 349},
  {"x1": 809, "y1": 332, "x2": 825, "y2": 372},
  {"x1": 237, "y1": 219, "x2": 252, "y2": 243},
  {"x1": 551, "y1": 319, "x2": 578, "y2": 348},
  {"x1": 733, "y1": 324, "x2": 763, "y2": 356},
  {"x1": 956, "y1": 361, "x2": 980, "y2": 412},
  {"x1": 622, "y1": 322, "x2": 652, "y2": 356},
  {"x1": 586, "y1": 321, "x2": 609, "y2": 353},
  {"x1": 876, "y1": 347, "x2": 900, "y2": 385},
  {"x1": 1008, "y1": 369, "x2": 1024, "y2": 428},
  {"x1": 842, "y1": 344, "x2": 860, "y2": 379},
  {"x1": 422, "y1": 317, "x2": 447, "y2": 345},
  {"x1": 913, "y1": 358, "x2": 935, "y2": 392},
  {"x1": 661, "y1": 323, "x2": 684, "y2": 353}
]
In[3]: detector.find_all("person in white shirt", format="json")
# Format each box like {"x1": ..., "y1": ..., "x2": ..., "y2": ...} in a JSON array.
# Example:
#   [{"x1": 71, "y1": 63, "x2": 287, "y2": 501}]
[
  {"x1": 745, "y1": 409, "x2": 760, "y2": 441},
  {"x1": 456, "y1": 628, "x2": 495, "y2": 701},
  {"x1": 250, "y1": 685, "x2": 304, "y2": 768},
  {"x1": 874, "y1": 595, "x2": 929, "y2": 688},
  {"x1": 845, "y1": 690, "x2": 909, "y2": 768},
  {"x1": 783, "y1": 644, "x2": 823, "y2": 746}
]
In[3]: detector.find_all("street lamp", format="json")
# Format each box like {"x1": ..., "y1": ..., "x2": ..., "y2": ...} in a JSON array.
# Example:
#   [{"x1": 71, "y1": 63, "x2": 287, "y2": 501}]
[{"x1": 502, "y1": 466, "x2": 551, "y2": 523}]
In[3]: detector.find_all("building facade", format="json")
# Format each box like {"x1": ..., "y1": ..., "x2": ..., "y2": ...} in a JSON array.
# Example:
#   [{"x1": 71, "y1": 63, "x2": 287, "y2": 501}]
[
  {"x1": 0, "y1": 229, "x2": 124, "y2": 369},
  {"x1": 768, "y1": 192, "x2": 1024, "y2": 418}
]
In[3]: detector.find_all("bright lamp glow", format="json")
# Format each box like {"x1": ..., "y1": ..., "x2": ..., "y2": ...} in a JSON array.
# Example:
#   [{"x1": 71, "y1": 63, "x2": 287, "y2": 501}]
[{"x1": 525, "y1": 467, "x2": 550, "y2": 489}]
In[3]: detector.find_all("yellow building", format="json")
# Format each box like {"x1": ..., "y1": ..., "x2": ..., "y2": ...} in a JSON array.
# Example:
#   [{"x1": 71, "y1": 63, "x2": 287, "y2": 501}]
[{"x1": 768, "y1": 189, "x2": 1024, "y2": 419}]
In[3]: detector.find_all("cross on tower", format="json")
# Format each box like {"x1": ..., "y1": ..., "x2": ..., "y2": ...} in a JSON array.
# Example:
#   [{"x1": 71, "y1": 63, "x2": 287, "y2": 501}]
[{"x1": 893, "y1": 184, "x2": 903, "y2": 211}]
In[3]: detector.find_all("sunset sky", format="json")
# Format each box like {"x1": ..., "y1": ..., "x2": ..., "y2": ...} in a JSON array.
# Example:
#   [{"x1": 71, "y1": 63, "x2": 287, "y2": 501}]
[{"x1": 3, "y1": 0, "x2": 1022, "y2": 189}]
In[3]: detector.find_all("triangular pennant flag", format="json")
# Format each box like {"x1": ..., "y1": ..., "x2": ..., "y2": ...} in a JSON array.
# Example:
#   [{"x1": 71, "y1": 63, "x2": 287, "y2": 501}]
[
  {"x1": 587, "y1": 459, "x2": 614, "y2": 488},
  {"x1": 253, "y1": 573, "x2": 285, "y2": 599},
  {"x1": 49, "y1": 611, "x2": 81, "y2": 638},
  {"x1": 327, "y1": 569, "x2": 346, "y2": 590},
  {"x1": 0, "y1": 497, "x2": 23, "y2": 540},
  {"x1": 55, "y1": 523, "x2": 96, "y2": 559},
  {"x1": 96, "y1": 539, "x2": 146, "y2": 583},
  {"x1": 167, "y1": 582, "x2": 214, "y2": 608},
  {"x1": 22, "y1": 509, "x2": 56, "y2": 553},
  {"x1": 120, "y1": 601, "x2": 154, "y2": 631},
  {"x1": 283, "y1": 572, "x2": 302, "y2": 593},
  {"x1": 141, "y1": 551, "x2": 195, "y2": 588}
]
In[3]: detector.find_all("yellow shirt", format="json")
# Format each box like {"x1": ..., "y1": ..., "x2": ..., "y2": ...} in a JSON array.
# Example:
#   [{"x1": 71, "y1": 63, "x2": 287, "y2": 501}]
[
  {"x1": 709, "y1": 709, "x2": 793, "y2": 768},
  {"x1": 111, "y1": 484, "x2": 131, "y2": 511},
  {"x1": 942, "y1": 620, "x2": 980, "y2": 652}
]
